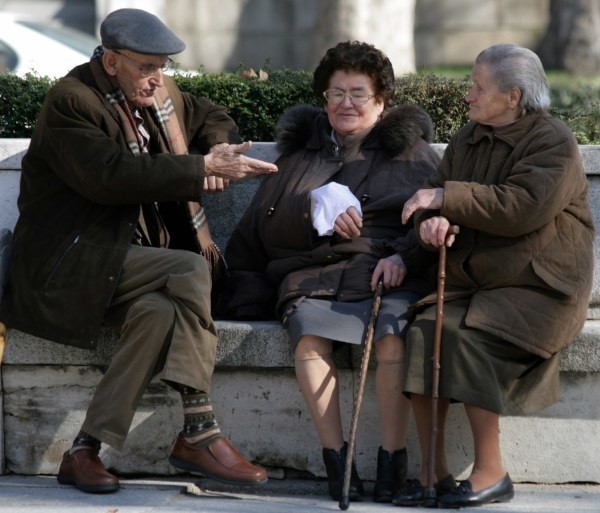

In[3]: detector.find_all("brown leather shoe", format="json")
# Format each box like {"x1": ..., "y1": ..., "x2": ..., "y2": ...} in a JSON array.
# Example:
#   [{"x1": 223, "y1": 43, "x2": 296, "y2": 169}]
[
  {"x1": 169, "y1": 434, "x2": 268, "y2": 486},
  {"x1": 57, "y1": 447, "x2": 119, "y2": 493}
]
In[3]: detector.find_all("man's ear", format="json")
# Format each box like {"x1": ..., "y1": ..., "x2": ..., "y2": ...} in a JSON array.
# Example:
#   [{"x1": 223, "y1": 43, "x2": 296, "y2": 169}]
[{"x1": 102, "y1": 51, "x2": 118, "y2": 77}]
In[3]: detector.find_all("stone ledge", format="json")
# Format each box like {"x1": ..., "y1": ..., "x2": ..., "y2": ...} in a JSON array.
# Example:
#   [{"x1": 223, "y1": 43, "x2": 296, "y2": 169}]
[{"x1": 3, "y1": 320, "x2": 597, "y2": 372}]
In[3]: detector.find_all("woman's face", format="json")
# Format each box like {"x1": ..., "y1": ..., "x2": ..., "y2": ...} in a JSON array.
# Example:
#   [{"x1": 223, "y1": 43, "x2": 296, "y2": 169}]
[
  {"x1": 324, "y1": 70, "x2": 385, "y2": 136},
  {"x1": 465, "y1": 63, "x2": 520, "y2": 126}
]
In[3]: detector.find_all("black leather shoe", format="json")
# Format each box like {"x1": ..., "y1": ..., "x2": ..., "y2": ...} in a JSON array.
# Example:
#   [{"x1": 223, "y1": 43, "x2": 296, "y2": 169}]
[
  {"x1": 373, "y1": 446, "x2": 407, "y2": 503},
  {"x1": 392, "y1": 474, "x2": 456, "y2": 507},
  {"x1": 322, "y1": 442, "x2": 365, "y2": 501},
  {"x1": 437, "y1": 473, "x2": 514, "y2": 509}
]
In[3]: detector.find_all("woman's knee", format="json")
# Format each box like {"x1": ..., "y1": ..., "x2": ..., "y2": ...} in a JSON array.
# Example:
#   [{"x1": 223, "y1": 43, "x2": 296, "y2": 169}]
[
  {"x1": 375, "y1": 334, "x2": 405, "y2": 363},
  {"x1": 294, "y1": 335, "x2": 334, "y2": 360}
]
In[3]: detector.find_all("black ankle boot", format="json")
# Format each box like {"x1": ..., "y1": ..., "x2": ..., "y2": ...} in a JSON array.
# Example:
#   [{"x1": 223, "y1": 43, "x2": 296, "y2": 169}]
[
  {"x1": 373, "y1": 446, "x2": 407, "y2": 503},
  {"x1": 322, "y1": 442, "x2": 364, "y2": 501}
]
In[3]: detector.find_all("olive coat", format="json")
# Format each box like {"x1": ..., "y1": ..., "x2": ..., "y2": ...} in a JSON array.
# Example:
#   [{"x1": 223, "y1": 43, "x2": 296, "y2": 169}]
[
  {"x1": 221, "y1": 103, "x2": 441, "y2": 320},
  {"x1": 413, "y1": 110, "x2": 595, "y2": 358},
  {"x1": 0, "y1": 62, "x2": 241, "y2": 349}
]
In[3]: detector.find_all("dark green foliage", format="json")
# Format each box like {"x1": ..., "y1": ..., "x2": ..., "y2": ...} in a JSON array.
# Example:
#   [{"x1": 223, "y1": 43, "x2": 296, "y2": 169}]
[
  {"x1": 0, "y1": 73, "x2": 56, "y2": 137},
  {"x1": 0, "y1": 69, "x2": 598, "y2": 144},
  {"x1": 174, "y1": 69, "x2": 317, "y2": 142},
  {"x1": 395, "y1": 73, "x2": 471, "y2": 143}
]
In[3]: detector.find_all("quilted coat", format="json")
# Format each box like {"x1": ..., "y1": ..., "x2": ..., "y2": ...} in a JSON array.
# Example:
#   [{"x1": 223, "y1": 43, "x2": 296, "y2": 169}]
[
  {"x1": 221, "y1": 103, "x2": 441, "y2": 319},
  {"x1": 413, "y1": 110, "x2": 595, "y2": 358}
]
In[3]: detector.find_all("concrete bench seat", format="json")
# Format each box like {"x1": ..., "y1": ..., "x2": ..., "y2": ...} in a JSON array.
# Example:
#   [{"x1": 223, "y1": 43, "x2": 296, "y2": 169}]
[{"x1": 1, "y1": 138, "x2": 599, "y2": 484}]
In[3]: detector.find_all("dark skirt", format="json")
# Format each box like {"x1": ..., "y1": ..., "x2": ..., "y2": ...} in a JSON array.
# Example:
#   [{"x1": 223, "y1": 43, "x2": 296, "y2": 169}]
[
  {"x1": 283, "y1": 290, "x2": 421, "y2": 352},
  {"x1": 404, "y1": 298, "x2": 560, "y2": 415}
]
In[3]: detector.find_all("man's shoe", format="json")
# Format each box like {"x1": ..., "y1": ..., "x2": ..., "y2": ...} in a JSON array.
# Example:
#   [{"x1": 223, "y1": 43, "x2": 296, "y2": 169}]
[
  {"x1": 437, "y1": 474, "x2": 514, "y2": 509},
  {"x1": 57, "y1": 448, "x2": 119, "y2": 494},
  {"x1": 169, "y1": 434, "x2": 268, "y2": 486}
]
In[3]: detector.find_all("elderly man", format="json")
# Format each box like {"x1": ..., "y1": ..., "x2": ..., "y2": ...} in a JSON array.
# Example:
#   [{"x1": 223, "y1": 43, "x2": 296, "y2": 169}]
[{"x1": 0, "y1": 8, "x2": 277, "y2": 494}]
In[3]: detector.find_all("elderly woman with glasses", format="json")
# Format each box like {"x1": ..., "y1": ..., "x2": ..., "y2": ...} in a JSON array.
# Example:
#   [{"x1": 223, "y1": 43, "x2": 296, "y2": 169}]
[{"x1": 221, "y1": 40, "x2": 442, "y2": 502}]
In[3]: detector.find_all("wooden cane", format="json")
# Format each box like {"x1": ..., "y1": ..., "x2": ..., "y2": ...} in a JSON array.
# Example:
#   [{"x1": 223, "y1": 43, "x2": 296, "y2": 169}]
[
  {"x1": 424, "y1": 226, "x2": 459, "y2": 506},
  {"x1": 339, "y1": 281, "x2": 384, "y2": 511}
]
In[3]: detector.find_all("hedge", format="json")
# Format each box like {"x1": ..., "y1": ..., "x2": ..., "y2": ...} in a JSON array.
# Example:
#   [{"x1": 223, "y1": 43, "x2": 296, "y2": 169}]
[{"x1": 0, "y1": 69, "x2": 598, "y2": 144}]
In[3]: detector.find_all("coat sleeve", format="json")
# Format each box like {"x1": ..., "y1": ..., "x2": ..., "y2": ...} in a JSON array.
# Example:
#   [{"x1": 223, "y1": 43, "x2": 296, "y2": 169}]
[
  {"x1": 37, "y1": 80, "x2": 205, "y2": 205},
  {"x1": 442, "y1": 121, "x2": 585, "y2": 237}
]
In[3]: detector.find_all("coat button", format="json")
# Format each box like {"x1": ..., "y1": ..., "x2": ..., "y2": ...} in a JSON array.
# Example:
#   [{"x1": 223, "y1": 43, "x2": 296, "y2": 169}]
[{"x1": 108, "y1": 276, "x2": 115, "y2": 282}]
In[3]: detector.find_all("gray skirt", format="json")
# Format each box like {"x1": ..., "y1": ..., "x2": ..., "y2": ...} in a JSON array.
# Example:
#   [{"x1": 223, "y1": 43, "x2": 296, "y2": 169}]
[
  {"x1": 404, "y1": 298, "x2": 561, "y2": 415},
  {"x1": 282, "y1": 290, "x2": 421, "y2": 352}
]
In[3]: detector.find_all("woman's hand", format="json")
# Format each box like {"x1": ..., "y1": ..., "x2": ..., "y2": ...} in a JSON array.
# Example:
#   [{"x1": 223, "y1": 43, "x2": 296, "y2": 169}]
[
  {"x1": 333, "y1": 206, "x2": 363, "y2": 239},
  {"x1": 203, "y1": 176, "x2": 229, "y2": 192},
  {"x1": 371, "y1": 253, "x2": 407, "y2": 291},
  {"x1": 401, "y1": 187, "x2": 445, "y2": 224},
  {"x1": 419, "y1": 216, "x2": 457, "y2": 247}
]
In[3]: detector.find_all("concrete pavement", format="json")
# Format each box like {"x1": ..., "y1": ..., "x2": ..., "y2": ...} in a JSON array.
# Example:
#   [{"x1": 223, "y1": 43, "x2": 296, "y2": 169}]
[{"x1": 0, "y1": 475, "x2": 599, "y2": 513}]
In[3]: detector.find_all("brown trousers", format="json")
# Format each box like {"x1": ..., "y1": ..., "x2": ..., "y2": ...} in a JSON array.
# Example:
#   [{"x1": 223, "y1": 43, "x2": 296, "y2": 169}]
[{"x1": 81, "y1": 245, "x2": 217, "y2": 449}]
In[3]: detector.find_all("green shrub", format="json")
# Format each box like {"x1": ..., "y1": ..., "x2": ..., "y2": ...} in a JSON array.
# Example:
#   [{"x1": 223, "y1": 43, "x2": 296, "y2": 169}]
[
  {"x1": 0, "y1": 69, "x2": 598, "y2": 144},
  {"x1": 0, "y1": 73, "x2": 55, "y2": 138}
]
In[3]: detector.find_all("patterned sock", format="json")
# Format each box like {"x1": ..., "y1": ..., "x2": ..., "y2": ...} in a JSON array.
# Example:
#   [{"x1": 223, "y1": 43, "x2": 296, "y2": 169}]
[
  {"x1": 180, "y1": 386, "x2": 223, "y2": 447},
  {"x1": 69, "y1": 430, "x2": 101, "y2": 455}
]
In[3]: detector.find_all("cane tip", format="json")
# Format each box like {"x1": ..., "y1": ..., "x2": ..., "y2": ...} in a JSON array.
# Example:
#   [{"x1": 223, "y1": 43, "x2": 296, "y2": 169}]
[{"x1": 339, "y1": 496, "x2": 350, "y2": 510}]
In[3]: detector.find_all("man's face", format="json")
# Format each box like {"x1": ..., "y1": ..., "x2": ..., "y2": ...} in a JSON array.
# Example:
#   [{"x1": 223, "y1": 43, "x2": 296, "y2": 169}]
[{"x1": 105, "y1": 49, "x2": 171, "y2": 108}]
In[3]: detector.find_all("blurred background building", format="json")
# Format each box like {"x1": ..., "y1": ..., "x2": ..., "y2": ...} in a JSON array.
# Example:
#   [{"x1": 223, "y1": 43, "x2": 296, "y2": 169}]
[{"x1": 0, "y1": 0, "x2": 553, "y2": 74}]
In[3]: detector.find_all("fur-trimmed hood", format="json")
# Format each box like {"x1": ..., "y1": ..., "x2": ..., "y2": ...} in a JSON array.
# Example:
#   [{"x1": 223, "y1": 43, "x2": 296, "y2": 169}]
[{"x1": 275, "y1": 102, "x2": 434, "y2": 157}]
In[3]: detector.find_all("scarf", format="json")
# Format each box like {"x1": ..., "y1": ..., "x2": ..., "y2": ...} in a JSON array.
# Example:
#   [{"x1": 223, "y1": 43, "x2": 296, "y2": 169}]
[{"x1": 90, "y1": 47, "x2": 223, "y2": 281}]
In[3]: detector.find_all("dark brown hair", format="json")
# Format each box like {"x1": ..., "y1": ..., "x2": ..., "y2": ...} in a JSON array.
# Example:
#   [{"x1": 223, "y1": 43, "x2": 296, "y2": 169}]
[{"x1": 313, "y1": 41, "x2": 395, "y2": 107}]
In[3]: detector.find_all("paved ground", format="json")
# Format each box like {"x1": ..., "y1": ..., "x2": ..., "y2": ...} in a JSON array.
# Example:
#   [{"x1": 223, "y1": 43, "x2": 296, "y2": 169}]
[{"x1": 0, "y1": 475, "x2": 599, "y2": 513}]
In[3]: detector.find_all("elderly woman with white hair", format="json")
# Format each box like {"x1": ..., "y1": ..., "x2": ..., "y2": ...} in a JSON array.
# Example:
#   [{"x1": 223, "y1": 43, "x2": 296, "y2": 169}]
[{"x1": 397, "y1": 43, "x2": 594, "y2": 508}]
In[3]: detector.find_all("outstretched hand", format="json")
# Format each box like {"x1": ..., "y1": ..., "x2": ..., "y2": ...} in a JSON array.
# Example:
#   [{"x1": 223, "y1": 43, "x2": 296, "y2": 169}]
[{"x1": 204, "y1": 141, "x2": 278, "y2": 181}]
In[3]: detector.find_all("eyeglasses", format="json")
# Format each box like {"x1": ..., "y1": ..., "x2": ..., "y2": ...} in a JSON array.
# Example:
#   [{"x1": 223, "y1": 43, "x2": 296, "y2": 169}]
[
  {"x1": 323, "y1": 89, "x2": 375, "y2": 106},
  {"x1": 113, "y1": 50, "x2": 173, "y2": 77}
]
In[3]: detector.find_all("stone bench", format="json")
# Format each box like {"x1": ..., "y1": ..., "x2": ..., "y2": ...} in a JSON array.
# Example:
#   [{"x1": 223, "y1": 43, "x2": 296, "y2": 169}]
[{"x1": 1, "y1": 138, "x2": 599, "y2": 484}]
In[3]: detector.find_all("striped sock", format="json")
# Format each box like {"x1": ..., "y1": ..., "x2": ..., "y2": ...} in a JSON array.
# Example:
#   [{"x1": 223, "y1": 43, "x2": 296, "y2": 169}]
[{"x1": 180, "y1": 387, "x2": 222, "y2": 447}]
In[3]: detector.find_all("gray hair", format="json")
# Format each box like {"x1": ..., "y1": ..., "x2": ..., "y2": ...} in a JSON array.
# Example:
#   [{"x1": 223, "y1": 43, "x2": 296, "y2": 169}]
[{"x1": 475, "y1": 44, "x2": 550, "y2": 112}]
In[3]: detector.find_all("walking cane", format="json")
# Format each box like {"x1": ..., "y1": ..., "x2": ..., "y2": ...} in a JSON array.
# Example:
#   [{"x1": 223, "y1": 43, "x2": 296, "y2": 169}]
[
  {"x1": 424, "y1": 225, "x2": 459, "y2": 507},
  {"x1": 339, "y1": 280, "x2": 384, "y2": 511}
]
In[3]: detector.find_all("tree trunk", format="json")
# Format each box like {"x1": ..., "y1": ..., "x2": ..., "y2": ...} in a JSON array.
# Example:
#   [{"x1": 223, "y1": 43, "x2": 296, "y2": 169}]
[
  {"x1": 537, "y1": 0, "x2": 600, "y2": 75},
  {"x1": 312, "y1": 0, "x2": 416, "y2": 76}
]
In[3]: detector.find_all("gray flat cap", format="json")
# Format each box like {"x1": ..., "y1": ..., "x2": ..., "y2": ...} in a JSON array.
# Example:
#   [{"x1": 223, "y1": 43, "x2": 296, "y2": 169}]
[{"x1": 100, "y1": 8, "x2": 185, "y2": 55}]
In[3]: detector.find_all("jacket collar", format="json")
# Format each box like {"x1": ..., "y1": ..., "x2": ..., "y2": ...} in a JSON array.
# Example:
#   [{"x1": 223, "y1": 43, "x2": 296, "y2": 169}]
[{"x1": 469, "y1": 111, "x2": 544, "y2": 147}]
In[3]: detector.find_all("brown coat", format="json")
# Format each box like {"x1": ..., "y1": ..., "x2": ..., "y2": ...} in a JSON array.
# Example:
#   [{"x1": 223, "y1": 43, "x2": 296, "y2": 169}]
[
  {"x1": 0, "y1": 62, "x2": 241, "y2": 349},
  {"x1": 414, "y1": 111, "x2": 595, "y2": 358},
  {"x1": 221, "y1": 104, "x2": 441, "y2": 319}
]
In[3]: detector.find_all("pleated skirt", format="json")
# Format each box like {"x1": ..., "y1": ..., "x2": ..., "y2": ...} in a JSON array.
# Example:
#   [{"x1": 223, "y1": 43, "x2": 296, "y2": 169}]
[{"x1": 283, "y1": 290, "x2": 421, "y2": 352}]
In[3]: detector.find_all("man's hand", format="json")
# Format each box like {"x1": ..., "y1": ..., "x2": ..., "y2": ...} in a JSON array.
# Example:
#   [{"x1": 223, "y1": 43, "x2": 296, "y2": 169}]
[
  {"x1": 204, "y1": 141, "x2": 278, "y2": 181},
  {"x1": 333, "y1": 206, "x2": 363, "y2": 239},
  {"x1": 401, "y1": 188, "x2": 444, "y2": 224},
  {"x1": 370, "y1": 253, "x2": 407, "y2": 291}
]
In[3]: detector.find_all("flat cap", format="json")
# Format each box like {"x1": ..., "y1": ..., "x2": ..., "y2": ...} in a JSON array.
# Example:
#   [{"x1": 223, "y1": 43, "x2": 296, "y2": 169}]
[{"x1": 100, "y1": 8, "x2": 185, "y2": 55}]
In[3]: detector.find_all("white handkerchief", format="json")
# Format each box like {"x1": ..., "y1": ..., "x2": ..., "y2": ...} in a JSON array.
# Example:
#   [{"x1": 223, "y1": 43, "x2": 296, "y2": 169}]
[{"x1": 310, "y1": 182, "x2": 362, "y2": 236}]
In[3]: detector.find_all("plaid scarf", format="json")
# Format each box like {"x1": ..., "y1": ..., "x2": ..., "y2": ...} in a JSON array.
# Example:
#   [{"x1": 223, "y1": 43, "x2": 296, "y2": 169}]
[{"x1": 90, "y1": 47, "x2": 223, "y2": 280}]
